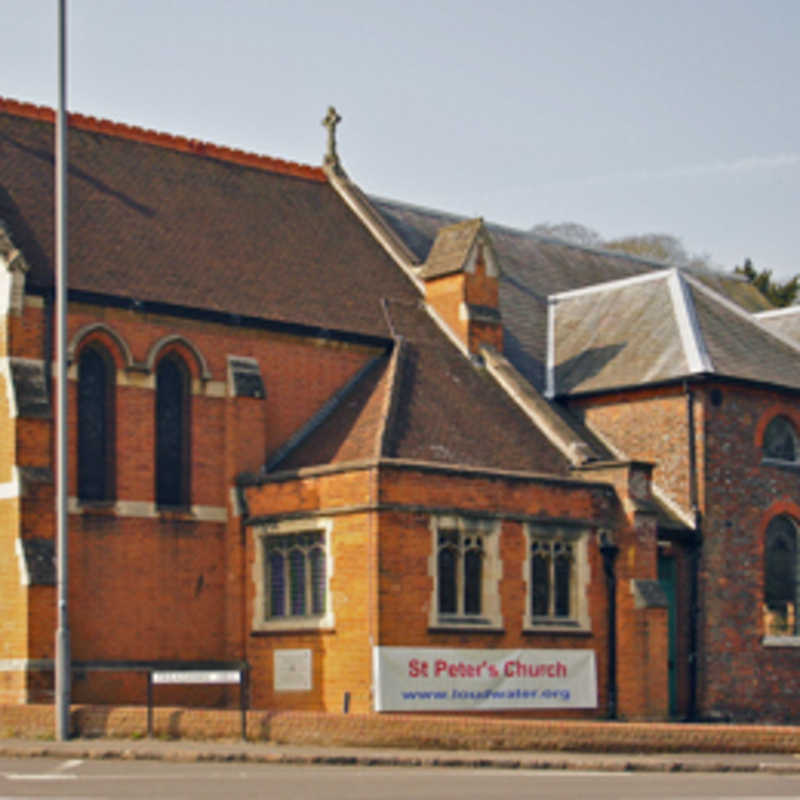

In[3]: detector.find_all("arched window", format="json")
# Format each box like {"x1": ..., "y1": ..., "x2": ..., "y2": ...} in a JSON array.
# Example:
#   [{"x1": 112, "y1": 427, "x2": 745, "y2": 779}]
[
  {"x1": 764, "y1": 516, "x2": 799, "y2": 636},
  {"x1": 77, "y1": 346, "x2": 115, "y2": 502},
  {"x1": 155, "y1": 355, "x2": 190, "y2": 507},
  {"x1": 763, "y1": 416, "x2": 797, "y2": 462},
  {"x1": 436, "y1": 527, "x2": 484, "y2": 617}
]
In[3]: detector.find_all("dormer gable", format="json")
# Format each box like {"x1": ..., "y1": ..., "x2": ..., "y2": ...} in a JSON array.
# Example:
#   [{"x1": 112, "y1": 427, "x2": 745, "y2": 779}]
[{"x1": 419, "y1": 218, "x2": 502, "y2": 355}]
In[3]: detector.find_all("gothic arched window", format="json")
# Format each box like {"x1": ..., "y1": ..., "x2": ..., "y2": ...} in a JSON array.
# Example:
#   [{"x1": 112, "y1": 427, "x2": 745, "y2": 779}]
[
  {"x1": 155, "y1": 355, "x2": 190, "y2": 507},
  {"x1": 77, "y1": 346, "x2": 115, "y2": 502},
  {"x1": 763, "y1": 416, "x2": 797, "y2": 462},
  {"x1": 764, "y1": 515, "x2": 799, "y2": 636}
]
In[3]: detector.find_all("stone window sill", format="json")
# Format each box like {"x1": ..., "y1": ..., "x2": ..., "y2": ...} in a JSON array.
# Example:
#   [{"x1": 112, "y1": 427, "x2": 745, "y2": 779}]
[
  {"x1": 75, "y1": 500, "x2": 117, "y2": 515},
  {"x1": 523, "y1": 622, "x2": 591, "y2": 636},
  {"x1": 429, "y1": 617, "x2": 504, "y2": 633},
  {"x1": 762, "y1": 635, "x2": 800, "y2": 647},
  {"x1": 252, "y1": 615, "x2": 334, "y2": 634},
  {"x1": 761, "y1": 458, "x2": 800, "y2": 471}
]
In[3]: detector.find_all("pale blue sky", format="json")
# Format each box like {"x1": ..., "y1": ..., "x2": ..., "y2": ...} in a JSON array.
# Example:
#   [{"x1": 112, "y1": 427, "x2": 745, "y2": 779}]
[{"x1": 3, "y1": 1, "x2": 799, "y2": 277}]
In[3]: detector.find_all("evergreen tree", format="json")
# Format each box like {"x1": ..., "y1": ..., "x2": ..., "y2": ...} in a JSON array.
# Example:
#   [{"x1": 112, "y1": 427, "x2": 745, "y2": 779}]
[{"x1": 734, "y1": 258, "x2": 799, "y2": 308}]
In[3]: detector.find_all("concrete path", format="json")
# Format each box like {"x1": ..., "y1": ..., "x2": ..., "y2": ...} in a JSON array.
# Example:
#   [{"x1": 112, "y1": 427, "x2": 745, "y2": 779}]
[{"x1": 1, "y1": 737, "x2": 800, "y2": 774}]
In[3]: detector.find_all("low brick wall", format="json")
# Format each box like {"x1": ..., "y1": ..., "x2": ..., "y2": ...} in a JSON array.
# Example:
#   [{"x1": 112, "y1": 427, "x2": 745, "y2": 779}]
[{"x1": 2, "y1": 705, "x2": 800, "y2": 754}]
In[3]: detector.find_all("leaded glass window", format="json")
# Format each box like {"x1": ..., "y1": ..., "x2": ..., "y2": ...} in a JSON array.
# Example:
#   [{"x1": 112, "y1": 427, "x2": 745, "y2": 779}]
[
  {"x1": 763, "y1": 416, "x2": 797, "y2": 462},
  {"x1": 530, "y1": 537, "x2": 574, "y2": 620},
  {"x1": 764, "y1": 516, "x2": 799, "y2": 636},
  {"x1": 78, "y1": 347, "x2": 114, "y2": 501},
  {"x1": 263, "y1": 531, "x2": 326, "y2": 619},
  {"x1": 156, "y1": 356, "x2": 190, "y2": 507},
  {"x1": 437, "y1": 528, "x2": 484, "y2": 618}
]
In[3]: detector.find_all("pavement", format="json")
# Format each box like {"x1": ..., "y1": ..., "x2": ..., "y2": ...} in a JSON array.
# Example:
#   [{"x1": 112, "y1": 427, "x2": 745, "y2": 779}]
[{"x1": 1, "y1": 737, "x2": 800, "y2": 774}]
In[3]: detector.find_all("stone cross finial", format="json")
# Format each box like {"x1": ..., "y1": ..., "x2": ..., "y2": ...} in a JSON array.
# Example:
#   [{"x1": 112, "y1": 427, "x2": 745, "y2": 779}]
[{"x1": 322, "y1": 106, "x2": 343, "y2": 173}]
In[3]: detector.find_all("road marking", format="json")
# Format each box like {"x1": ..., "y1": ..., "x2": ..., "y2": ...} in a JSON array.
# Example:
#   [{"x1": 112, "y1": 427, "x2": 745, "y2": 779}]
[
  {"x1": 2, "y1": 773, "x2": 77, "y2": 780},
  {"x1": 56, "y1": 758, "x2": 83, "y2": 772}
]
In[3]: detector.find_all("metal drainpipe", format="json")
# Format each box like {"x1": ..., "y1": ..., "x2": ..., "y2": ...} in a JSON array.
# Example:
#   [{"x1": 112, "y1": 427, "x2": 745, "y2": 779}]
[
  {"x1": 600, "y1": 535, "x2": 619, "y2": 720},
  {"x1": 684, "y1": 381, "x2": 702, "y2": 721}
]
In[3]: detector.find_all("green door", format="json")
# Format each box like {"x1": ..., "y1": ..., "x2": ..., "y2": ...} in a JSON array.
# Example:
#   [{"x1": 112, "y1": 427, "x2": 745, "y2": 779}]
[{"x1": 658, "y1": 555, "x2": 678, "y2": 717}]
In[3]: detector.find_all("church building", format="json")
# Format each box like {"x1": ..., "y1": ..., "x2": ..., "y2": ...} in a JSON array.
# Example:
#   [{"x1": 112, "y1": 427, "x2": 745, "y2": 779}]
[{"x1": 1, "y1": 96, "x2": 799, "y2": 722}]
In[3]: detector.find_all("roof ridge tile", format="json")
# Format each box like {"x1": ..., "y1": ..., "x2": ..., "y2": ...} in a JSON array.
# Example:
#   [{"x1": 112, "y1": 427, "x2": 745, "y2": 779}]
[{"x1": 0, "y1": 95, "x2": 326, "y2": 182}]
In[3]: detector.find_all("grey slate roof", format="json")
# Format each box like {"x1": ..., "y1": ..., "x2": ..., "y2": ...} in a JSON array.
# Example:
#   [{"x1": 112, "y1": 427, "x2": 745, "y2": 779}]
[
  {"x1": 551, "y1": 272, "x2": 690, "y2": 395},
  {"x1": 372, "y1": 197, "x2": 660, "y2": 391},
  {"x1": 688, "y1": 279, "x2": 800, "y2": 391},
  {"x1": 550, "y1": 270, "x2": 800, "y2": 396},
  {"x1": 754, "y1": 307, "x2": 800, "y2": 344}
]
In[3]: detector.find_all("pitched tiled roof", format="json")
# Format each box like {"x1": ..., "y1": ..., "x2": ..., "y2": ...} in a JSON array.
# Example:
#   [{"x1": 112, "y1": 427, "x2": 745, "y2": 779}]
[
  {"x1": 0, "y1": 98, "x2": 418, "y2": 338},
  {"x1": 274, "y1": 300, "x2": 573, "y2": 475}
]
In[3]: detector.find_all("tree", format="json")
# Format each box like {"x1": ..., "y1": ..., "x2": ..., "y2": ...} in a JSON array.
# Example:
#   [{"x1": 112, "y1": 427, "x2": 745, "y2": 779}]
[
  {"x1": 604, "y1": 233, "x2": 690, "y2": 265},
  {"x1": 530, "y1": 222, "x2": 602, "y2": 248},
  {"x1": 734, "y1": 258, "x2": 799, "y2": 308}
]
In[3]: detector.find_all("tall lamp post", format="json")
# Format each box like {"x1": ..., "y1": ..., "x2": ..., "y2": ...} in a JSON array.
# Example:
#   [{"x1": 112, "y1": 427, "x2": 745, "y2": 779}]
[{"x1": 55, "y1": 0, "x2": 71, "y2": 741}]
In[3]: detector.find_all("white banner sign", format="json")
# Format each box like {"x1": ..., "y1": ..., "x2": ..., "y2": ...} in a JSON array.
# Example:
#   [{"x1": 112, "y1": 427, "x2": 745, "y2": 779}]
[{"x1": 373, "y1": 647, "x2": 597, "y2": 711}]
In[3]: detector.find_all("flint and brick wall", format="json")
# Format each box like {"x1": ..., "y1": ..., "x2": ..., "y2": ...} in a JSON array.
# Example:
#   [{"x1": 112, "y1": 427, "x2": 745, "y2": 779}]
[{"x1": 700, "y1": 382, "x2": 800, "y2": 722}]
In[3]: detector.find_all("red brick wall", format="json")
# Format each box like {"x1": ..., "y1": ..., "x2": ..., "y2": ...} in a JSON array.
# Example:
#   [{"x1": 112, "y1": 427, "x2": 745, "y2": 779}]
[
  {"x1": 7, "y1": 298, "x2": 381, "y2": 706},
  {"x1": 573, "y1": 386, "x2": 698, "y2": 517},
  {"x1": 243, "y1": 464, "x2": 668, "y2": 720}
]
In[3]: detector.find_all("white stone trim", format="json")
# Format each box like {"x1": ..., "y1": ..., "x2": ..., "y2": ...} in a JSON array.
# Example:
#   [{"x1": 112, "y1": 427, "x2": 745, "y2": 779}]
[
  {"x1": 325, "y1": 172, "x2": 425, "y2": 294},
  {"x1": 481, "y1": 239, "x2": 500, "y2": 278},
  {"x1": 24, "y1": 294, "x2": 44, "y2": 309},
  {"x1": 116, "y1": 370, "x2": 155, "y2": 389},
  {"x1": 191, "y1": 505, "x2": 228, "y2": 522},
  {"x1": 0, "y1": 658, "x2": 54, "y2": 671},
  {"x1": 252, "y1": 517, "x2": 335, "y2": 633},
  {"x1": 229, "y1": 487, "x2": 243, "y2": 518},
  {"x1": 0, "y1": 358, "x2": 17, "y2": 418},
  {"x1": 425, "y1": 302, "x2": 471, "y2": 359},
  {"x1": 200, "y1": 379, "x2": 226, "y2": 398},
  {"x1": 763, "y1": 635, "x2": 800, "y2": 647},
  {"x1": 0, "y1": 467, "x2": 21, "y2": 500},
  {"x1": 546, "y1": 296, "x2": 556, "y2": 398},
  {"x1": 67, "y1": 498, "x2": 227, "y2": 521},
  {"x1": 145, "y1": 334, "x2": 212, "y2": 381},
  {"x1": 67, "y1": 322, "x2": 134, "y2": 368},
  {"x1": 428, "y1": 515, "x2": 503, "y2": 631},
  {"x1": 14, "y1": 537, "x2": 29, "y2": 587},
  {"x1": 668, "y1": 270, "x2": 713, "y2": 374},
  {"x1": 755, "y1": 306, "x2": 800, "y2": 319},
  {"x1": 550, "y1": 268, "x2": 671, "y2": 302},
  {"x1": 522, "y1": 524, "x2": 591, "y2": 633},
  {"x1": 463, "y1": 241, "x2": 478, "y2": 275}
]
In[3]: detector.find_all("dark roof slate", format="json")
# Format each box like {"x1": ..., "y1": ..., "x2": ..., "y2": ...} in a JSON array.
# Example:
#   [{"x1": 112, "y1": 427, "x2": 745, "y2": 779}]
[
  {"x1": 552, "y1": 273, "x2": 689, "y2": 395},
  {"x1": 276, "y1": 301, "x2": 573, "y2": 475},
  {"x1": 371, "y1": 198, "x2": 659, "y2": 391},
  {"x1": 0, "y1": 102, "x2": 418, "y2": 339},
  {"x1": 688, "y1": 279, "x2": 800, "y2": 391},
  {"x1": 754, "y1": 308, "x2": 800, "y2": 344}
]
